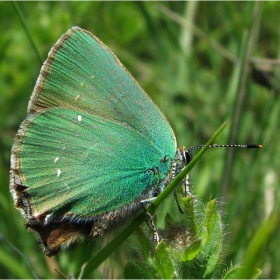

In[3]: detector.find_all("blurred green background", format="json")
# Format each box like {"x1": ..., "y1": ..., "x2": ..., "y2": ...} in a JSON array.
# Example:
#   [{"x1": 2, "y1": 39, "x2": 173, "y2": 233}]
[{"x1": 0, "y1": 1, "x2": 279, "y2": 278}]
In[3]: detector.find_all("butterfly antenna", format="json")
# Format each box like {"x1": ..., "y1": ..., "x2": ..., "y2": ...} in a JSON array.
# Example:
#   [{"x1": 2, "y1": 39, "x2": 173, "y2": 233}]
[{"x1": 187, "y1": 143, "x2": 263, "y2": 152}]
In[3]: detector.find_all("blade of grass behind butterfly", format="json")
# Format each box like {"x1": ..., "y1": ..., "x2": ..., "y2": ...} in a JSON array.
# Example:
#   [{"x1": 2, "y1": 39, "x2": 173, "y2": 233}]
[
  {"x1": 234, "y1": 213, "x2": 278, "y2": 278},
  {"x1": 0, "y1": 156, "x2": 29, "y2": 279},
  {"x1": 78, "y1": 122, "x2": 227, "y2": 278},
  {"x1": 12, "y1": 1, "x2": 43, "y2": 64},
  {"x1": 220, "y1": 2, "x2": 261, "y2": 198},
  {"x1": 135, "y1": 2, "x2": 181, "y2": 103},
  {"x1": 212, "y1": 19, "x2": 254, "y2": 266},
  {"x1": 0, "y1": 151, "x2": 42, "y2": 278},
  {"x1": 221, "y1": 4, "x2": 277, "y2": 273},
  {"x1": 172, "y1": 1, "x2": 198, "y2": 156},
  {"x1": 231, "y1": 55, "x2": 280, "y2": 271},
  {"x1": 239, "y1": 83, "x2": 280, "y2": 277},
  {"x1": 250, "y1": 40, "x2": 280, "y2": 219},
  {"x1": 0, "y1": 244, "x2": 34, "y2": 279},
  {"x1": 221, "y1": 3, "x2": 264, "y2": 257},
  {"x1": 0, "y1": 234, "x2": 38, "y2": 279}
]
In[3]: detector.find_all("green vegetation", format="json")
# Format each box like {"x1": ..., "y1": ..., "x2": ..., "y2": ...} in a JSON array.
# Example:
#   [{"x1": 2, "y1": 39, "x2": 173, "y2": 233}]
[{"x1": 0, "y1": 2, "x2": 279, "y2": 278}]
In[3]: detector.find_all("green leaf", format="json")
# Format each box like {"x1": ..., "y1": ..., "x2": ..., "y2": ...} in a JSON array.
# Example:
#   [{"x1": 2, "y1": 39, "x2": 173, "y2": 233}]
[
  {"x1": 134, "y1": 227, "x2": 154, "y2": 260},
  {"x1": 181, "y1": 239, "x2": 202, "y2": 261},
  {"x1": 181, "y1": 195, "x2": 198, "y2": 235},
  {"x1": 223, "y1": 266, "x2": 262, "y2": 279},
  {"x1": 124, "y1": 261, "x2": 157, "y2": 279},
  {"x1": 154, "y1": 240, "x2": 175, "y2": 279},
  {"x1": 234, "y1": 213, "x2": 277, "y2": 279},
  {"x1": 164, "y1": 212, "x2": 176, "y2": 225},
  {"x1": 201, "y1": 199, "x2": 223, "y2": 278}
]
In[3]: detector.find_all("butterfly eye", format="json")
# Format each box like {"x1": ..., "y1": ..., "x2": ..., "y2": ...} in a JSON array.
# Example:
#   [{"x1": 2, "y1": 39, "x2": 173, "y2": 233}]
[{"x1": 184, "y1": 150, "x2": 192, "y2": 164}]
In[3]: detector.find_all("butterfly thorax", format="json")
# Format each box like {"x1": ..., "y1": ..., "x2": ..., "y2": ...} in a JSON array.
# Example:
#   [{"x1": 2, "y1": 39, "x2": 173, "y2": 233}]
[{"x1": 161, "y1": 146, "x2": 191, "y2": 196}]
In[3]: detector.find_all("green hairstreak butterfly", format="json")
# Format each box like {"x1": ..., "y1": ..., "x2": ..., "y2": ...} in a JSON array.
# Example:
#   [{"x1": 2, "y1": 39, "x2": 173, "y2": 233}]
[{"x1": 10, "y1": 27, "x2": 262, "y2": 256}]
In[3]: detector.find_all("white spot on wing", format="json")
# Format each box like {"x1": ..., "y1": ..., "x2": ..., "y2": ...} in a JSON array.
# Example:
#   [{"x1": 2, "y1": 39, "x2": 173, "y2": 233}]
[
  {"x1": 57, "y1": 169, "x2": 61, "y2": 177},
  {"x1": 78, "y1": 115, "x2": 82, "y2": 122}
]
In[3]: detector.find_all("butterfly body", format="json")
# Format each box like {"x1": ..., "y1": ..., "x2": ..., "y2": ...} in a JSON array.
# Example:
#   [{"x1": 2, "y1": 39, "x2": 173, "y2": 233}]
[{"x1": 10, "y1": 27, "x2": 186, "y2": 256}]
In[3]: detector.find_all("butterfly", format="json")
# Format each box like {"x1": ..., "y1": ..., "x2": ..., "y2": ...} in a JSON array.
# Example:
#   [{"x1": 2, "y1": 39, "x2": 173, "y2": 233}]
[
  {"x1": 9, "y1": 26, "x2": 190, "y2": 257},
  {"x1": 10, "y1": 27, "x2": 262, "y2": 257}
]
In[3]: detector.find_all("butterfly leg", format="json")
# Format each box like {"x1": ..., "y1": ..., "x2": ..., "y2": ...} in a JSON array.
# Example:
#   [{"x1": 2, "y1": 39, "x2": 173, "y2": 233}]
[
  {"x1": 183, "y1": 173, "x2": 192, "y2": 197},
  {"x1": 140, "y1": 202, "x2": 160, "y2": 244},
  {"x1": 140, "y1": 197, "x2": 156, "y2": 204}
]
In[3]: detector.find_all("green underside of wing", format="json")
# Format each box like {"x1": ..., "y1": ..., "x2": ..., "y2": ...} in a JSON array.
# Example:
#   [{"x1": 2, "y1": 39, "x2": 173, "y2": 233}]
[{"x1": 18, "y1": 108, "x2": 174, "y2": 217}]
